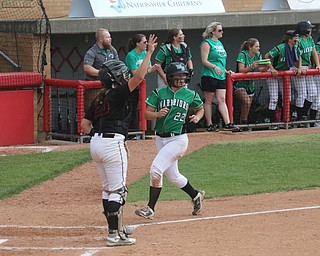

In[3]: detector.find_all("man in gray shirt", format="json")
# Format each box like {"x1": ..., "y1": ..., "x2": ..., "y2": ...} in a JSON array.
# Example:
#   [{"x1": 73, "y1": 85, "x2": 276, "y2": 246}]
[{"x1": 83, "y1": 28, "x2": 119, "y2": 80}]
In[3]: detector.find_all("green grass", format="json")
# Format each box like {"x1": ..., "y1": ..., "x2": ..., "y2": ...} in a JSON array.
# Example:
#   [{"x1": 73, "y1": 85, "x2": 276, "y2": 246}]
[
  {"x1": 1, "y1": 133, "x2": 319, "y2": 203},
  {"x1": 127, "y1": 133, "x2": 320, "y2": 203},
  {"x1": 0, "y1": 149, "x2": 91, "y2": 199}
]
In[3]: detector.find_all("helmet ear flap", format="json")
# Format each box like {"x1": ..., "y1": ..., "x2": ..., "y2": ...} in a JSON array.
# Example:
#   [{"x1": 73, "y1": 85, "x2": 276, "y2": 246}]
[
  {"x1": 98, "y1": 68, "x2": 112, "y2": 88},
  {"x1": 100, "y1": 60, "x2": 128, "y2": 86}
]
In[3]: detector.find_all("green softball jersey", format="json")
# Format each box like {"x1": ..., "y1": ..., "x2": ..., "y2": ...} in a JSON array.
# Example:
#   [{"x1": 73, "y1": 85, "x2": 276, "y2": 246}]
[
  {"x1": 146, "y1": 86, "x2": 203, "y2": 134},
  {"x1": 268, "y1": 43, "x2": 301, "y2": 70},
  {"x1": 155, "y1": 43, "x2": 192, "y2": 72},
  {"x1": 200, "y1": 38, "x2": 227, "y2": 80},
  {"x1": 316, "y1": 41, "x2": 320, "y2": 54},
  {"x1": 125, "y1": 49, "x2": 150, "y2": 77},
  {"x1": 235, "y1": 50, "x2": 262, "y2": 91},
  {"x1": 298, "y1": 36, "x2": 315, "y2": 66}
]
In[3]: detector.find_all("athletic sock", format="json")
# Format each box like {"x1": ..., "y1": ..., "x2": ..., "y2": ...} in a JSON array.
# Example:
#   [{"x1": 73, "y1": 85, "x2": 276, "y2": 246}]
[
  {"x1": 268, "y1": 109, "x2": 276, "y2": 122},
  {"x1": 181, "y1": 181, "x2": 198, "y2": 199},
  {"x1": 309, "y1": 109, "x2": 317, "y2": 127},
  {"x1": 148, "y1": 186, "x2": 162, "y2": 211},
  {"x1": 310, "y1": 109, "x2": 317, "y2": 120},
  {"x1": 302, "y1": 100, "x2": 312, "y2": 117},
  {"x1": 296, "y1": 106, "x2": 304, "y2": 120}
]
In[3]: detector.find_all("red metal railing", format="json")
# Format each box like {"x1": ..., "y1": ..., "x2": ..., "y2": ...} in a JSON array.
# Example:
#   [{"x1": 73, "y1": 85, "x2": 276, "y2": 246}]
[
  {"x1": 226, "y1": 69, "x2": 320, "y2": 124},
  {"x1": 43, "y1": 79, "x2": 147, "y2": 135}
]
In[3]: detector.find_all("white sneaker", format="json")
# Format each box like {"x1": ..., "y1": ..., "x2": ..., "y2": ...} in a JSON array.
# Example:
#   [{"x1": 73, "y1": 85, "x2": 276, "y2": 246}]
[
  {"x1": 135, "y1": 206, "x2": 154, "y2": 220},
  {"x1": 192, "y1": 190, "x2": 205, "y2": 215},
  {"x1": 106, "y1": 232, "x2": 136, "y2": 247}
]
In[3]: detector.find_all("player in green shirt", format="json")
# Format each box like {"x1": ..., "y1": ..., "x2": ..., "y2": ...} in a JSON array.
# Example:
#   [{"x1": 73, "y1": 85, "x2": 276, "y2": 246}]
[
  {"x1": 265, "y1": 30, "x2": 301, "y2": 125},
  {"x1": 125, "y1": 34, "x2": 159, "y2": 132},
  {"x1": 292, "y1": 21, "x2": 320, "y2": 123},
  {"x1": 155, "y1": 28, "x2": 193, "y2": 87},
  {"x1": 235, "y1": 38, "x2": 268, "y2": 129},
  {"x1": 135, "y1": 62, "x2": 205, "y2": 220},
  {"x1": 200, "y1": 21, "x2": 239, "y2": 132},
  {"x1": 314, "y1": 37, "x2": 320, "y2": 127}
]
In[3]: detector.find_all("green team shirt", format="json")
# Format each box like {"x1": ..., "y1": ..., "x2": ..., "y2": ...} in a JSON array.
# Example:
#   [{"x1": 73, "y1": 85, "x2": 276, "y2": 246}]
[
  {"x1": 268, "y1": 43, "x2": 300, "y2": 70},
  {"x1": 146, "y1": 86, "x2": 203, "y2": 134},
  {"x1": 316, "y1": 41, "x2": 320, "y2": 54},
  {"x1": 125, "y1": 49, "x2": 150, "y2": 77},
  {"x1": 235, "y1": 50, "x2": 262, "y2": 91},
  {"x1": 155, "y1": 43, "x2": 192, "y2": 72},
  {"x1": 298, "y1": 36, "x2": 315, "y2": 66},
  {"x1": 200, "y1": 38, "x2": 227, "y2": 80}
]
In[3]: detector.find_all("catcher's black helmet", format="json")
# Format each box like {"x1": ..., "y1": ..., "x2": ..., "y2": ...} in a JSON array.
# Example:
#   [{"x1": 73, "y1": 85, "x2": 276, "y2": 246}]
[
  {"x1": 98, "y1": 59, "x2": 129, "y2": 88},
  {"x1": 166, "y1": 62, "x2": 189, "y2": 85},
  {"x1": 295, "y1": 20, "x2": 314, "y2": 35}
]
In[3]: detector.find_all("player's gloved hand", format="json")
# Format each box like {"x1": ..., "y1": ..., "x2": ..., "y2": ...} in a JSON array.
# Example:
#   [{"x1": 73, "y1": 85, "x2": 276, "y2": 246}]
[{"x1": 188, "y1": 69, "x2": 194, "y2": 78}]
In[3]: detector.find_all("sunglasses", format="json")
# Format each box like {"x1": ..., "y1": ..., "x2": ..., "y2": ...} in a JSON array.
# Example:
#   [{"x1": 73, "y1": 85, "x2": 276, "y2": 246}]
[
  {"x1": 142, "y1": 41, "x2": 148, "y2": 44},
  {"x1": 217, "y1": 29, "x2": 223, "y2": 32}
]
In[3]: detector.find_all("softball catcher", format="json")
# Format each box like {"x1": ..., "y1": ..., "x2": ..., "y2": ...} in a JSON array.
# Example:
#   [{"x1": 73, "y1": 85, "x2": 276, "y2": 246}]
[
  {"x1": 81, "y1": 34, "x2": 158, "y2": 246},
  {"x1": 135, "y1": 62, "x2": 205, "y2": 220}
]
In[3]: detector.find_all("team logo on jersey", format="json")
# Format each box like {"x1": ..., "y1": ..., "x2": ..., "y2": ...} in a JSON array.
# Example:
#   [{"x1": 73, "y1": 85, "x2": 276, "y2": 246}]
[{"x1": 159, "y1": 98, "x2": 189, "y2": 110}]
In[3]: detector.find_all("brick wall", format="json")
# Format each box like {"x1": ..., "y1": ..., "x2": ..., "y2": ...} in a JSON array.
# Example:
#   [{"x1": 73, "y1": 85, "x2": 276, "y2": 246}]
[
  {"x1": 223, "y1": 0, "x2": 264, "y2": 12},
  {"x1": 0, "y1": 33, "x2": 43, "y2": 72},
  {"x1": 43, "y1": 0, "x2": 71, "y2": 18}
]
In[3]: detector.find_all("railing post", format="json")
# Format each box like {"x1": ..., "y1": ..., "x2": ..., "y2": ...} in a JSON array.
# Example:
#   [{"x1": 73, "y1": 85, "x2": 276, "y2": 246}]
[
  {"x1": 43, "y1": 79, "x2": 50, "y2": 133},
  {"x1": 77, "y1": 84, "x2": 85, "y2": 134},
  {"x1": 226, "y1": 73, "x2": 234, "y2": 123},
  {"x1": 282, "y1": 75, "x2": 291, "y2": 125},
  {"x1": 139, "y1": 79, "x2": 147, "y2": 131}
]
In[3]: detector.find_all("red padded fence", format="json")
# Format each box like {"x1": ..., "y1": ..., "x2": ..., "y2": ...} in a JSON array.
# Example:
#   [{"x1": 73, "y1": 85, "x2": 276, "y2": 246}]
[
  {"x1": 0, "y1": 72, "x2": 42, "y2": 89},
  {"x1": 0, "y1": 72, "x2": 42, "y2": 146},
  {"x1": 43, "y1": 79, "x2": 147, "y2": 138},
  {"x1": 226, "y1": 69, "x2": 320, "y2": 125}
]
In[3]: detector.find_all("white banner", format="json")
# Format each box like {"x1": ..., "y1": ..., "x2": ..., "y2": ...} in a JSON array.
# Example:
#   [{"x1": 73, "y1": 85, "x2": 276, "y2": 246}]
[
  {"x1": 287, "y1": 0, "x2": 320, "y2": 9},
  {"x1": 69, "y1": 0, "x2": 225, "y2": 18}
]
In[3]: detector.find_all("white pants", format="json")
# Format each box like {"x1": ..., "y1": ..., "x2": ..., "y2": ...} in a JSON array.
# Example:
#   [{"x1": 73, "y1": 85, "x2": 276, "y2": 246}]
[
  {"x1": 150, "y1": 134, "x2": 189, "y2": 188},
  {"x1": 267, "y1": 77, "x2": 285, "y2": 110},
  {"x1": 312, "y1": 75, "x2": 320, "y2": 110},
  {"x1": 90, "y1": 133, "x2": 127, "y2": 204},
  {"x1": 291, "y1": 66, "x2": 317, "y2": 108}
]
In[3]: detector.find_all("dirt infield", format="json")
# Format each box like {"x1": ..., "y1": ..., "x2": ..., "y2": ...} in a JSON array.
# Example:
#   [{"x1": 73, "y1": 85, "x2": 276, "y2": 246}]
[{"x1": 1, "y1": 128, "x2": 320, "y2": 256}]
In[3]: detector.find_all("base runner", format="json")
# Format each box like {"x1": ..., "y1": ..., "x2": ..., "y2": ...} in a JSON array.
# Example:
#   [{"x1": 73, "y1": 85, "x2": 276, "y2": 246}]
[{"x1": 135, "y1": 62, "x2": 205, "y2": 220}]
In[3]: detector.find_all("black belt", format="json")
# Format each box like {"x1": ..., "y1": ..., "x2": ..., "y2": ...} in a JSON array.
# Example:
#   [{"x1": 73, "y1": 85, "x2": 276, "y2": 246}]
[
  {"x1": 96, "y1": 133, "x2": 115, "y2": 138},
  {"x1": 156, "y1": 132, "x2": 183, "y2": 138}
]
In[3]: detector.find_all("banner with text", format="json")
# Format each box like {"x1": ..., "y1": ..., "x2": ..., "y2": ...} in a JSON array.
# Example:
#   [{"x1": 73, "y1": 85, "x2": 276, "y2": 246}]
[{"x1": 69, "y1": 0, "x2": 225, "y2": 18}]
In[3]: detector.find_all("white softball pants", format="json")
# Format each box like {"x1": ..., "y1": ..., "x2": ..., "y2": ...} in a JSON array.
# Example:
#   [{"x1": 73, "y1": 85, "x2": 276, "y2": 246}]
[
  {"x1": 312, "y1": 75, "x2": 320, "y2": 110},
  {"x1": 90, "y1": 133, "x2": 127, "y2": 204},
  {"x1": 150, "y1": 134, "x2": 189, "y2": 188},
  {"x1": 291, "y1": 67, "x2": 317, "y2": 108},
  {"x1": 267, "y1": 77, "x2": 285, "y2": 110}
]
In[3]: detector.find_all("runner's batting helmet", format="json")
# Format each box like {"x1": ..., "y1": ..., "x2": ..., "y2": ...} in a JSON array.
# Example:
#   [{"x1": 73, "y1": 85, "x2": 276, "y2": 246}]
[{"x1": 166, "y1": 62, "x2": 189, "y2": 86}]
